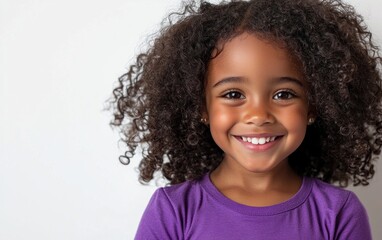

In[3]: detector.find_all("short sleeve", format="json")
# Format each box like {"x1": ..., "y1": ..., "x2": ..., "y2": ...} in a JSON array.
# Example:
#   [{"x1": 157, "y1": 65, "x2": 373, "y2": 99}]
[
  {"x1": 334, "y1": 192, "x2": 372, "y2": 240},
  {"x1": 135, "y1": 188, "x2": 182, "y2": 240}
]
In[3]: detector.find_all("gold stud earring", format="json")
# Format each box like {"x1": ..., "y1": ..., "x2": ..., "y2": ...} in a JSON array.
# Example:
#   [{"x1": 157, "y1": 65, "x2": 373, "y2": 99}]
[{"x1": 308, "y1": 117, "x2": 315, "y2": 125}]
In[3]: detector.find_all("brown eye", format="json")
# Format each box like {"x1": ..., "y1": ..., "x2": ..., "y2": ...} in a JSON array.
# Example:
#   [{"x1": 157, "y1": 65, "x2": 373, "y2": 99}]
[
  {"x1": 223, "y1": 91, "x2": 244, "y2": 99},
  {"x1": 273, "y1": 90, "x2": 296, "y2": 100}
]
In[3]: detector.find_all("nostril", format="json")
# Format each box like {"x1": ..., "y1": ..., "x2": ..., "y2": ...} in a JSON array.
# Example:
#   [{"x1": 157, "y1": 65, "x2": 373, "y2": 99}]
[{"x1": 244, "y1": 114, "x2": 275, "y2": 126}]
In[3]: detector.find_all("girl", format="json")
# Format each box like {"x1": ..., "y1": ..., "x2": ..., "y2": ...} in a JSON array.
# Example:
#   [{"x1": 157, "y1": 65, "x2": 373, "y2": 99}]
[{"x1": 111, "y1": 0, "x2": 382, "y2": 239}]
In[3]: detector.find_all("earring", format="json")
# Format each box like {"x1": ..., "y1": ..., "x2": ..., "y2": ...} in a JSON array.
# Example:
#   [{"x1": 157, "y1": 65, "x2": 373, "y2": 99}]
[
  {"x1": 201, "y1": 118, "x2": 208, "y2": 124},
  {"x1": 308, "y1": 117, "x2": 315, "y2": 125}
]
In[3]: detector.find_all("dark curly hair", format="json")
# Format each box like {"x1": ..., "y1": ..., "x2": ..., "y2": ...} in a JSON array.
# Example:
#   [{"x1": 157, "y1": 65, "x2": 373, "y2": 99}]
[{"x1": 110, "y1": 0, "x2": 382, "y2": 186}]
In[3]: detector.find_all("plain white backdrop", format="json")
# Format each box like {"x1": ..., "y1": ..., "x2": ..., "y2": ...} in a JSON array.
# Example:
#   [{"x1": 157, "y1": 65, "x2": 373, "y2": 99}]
[{"x1": 1, "y1": 0, "x2": 381, "y2": 239}]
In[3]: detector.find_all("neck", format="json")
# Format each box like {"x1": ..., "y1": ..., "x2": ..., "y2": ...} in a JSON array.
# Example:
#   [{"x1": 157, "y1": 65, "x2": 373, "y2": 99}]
[{"x1": 210, "y1": 159, "x2": 301, "y2": 193}]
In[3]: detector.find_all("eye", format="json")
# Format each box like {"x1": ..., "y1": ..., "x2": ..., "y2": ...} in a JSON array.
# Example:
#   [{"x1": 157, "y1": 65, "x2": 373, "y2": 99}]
[
  {"x1": 273, "y1": 90, "x2": 297, "y2": 100},
  {"x1": 222, "y1": 90, "x2": 245, "y2": 99}
]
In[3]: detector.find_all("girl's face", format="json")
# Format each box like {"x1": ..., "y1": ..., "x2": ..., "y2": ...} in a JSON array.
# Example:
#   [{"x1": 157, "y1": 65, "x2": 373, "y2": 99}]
[{"x1": 204, "y1": 33, "x2": 309, "y2": 175}]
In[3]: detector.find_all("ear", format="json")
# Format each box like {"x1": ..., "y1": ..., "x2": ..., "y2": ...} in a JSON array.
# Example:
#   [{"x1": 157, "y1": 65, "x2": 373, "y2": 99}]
[
  {"x1": 202, "y1": 110, "x2": 208, "y2": 118},
  {"x1": 200, "y1": 104, "x2": 209, "y2": 125},
  {"x1": 201, "y1": 84, "x2": 210, "y2": 125},
  {"x1": 307, "y1": 106, "x2": 316, "y2": 125}
]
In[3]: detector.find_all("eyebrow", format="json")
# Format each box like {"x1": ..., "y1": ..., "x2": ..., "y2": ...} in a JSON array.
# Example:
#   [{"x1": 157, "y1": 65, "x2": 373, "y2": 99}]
[{"x1": 212, "y1": 76, "x2": 304, "y2": 88}]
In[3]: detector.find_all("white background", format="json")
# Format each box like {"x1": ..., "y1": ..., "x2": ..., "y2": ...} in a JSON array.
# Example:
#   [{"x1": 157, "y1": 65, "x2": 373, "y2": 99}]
[{"x1": 1, "y1": 0, "x2": 381, "y2": 239}]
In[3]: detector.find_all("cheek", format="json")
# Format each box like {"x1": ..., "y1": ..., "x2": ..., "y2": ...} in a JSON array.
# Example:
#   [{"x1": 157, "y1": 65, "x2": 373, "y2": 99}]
[
  {"x1": 283, "y1": 106, "x2": 308, "y2": 137},
  {"x1": 211, "y1": 109, "x2": 233, "y2": 124},
  {"x1": 208, "y1": 104, "x2": 237, "y2": 137}
]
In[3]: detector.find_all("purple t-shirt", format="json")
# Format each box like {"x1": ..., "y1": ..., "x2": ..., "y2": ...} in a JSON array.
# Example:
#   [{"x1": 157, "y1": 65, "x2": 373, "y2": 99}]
[{"x1": 135, "y1": 174, "x2": 371, "y2": 239}]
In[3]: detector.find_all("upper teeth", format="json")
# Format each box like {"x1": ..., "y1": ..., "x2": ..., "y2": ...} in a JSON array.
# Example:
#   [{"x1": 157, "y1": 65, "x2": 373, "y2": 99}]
[{"x1": 241, "y1": 136, "x2": 276, "y2": 145}]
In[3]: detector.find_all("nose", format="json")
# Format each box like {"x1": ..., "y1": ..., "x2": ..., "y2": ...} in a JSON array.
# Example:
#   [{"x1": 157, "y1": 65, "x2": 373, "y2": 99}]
[{"x1": 242, "y1": 99, "x2": 275, "y2": 126}]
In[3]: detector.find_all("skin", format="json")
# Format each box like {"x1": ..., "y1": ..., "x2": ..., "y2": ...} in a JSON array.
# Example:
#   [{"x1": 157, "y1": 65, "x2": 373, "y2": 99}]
[{"x1": 203, "y1": 33, "x2": 312, "y2": 207}]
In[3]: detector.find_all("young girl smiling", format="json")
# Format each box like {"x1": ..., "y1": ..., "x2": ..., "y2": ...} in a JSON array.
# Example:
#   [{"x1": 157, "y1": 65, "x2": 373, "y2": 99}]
[
  {"x1": 111, "y1": 0, "x2": 381, "y2": 239},
  {"x1": 205, "y1": 33, "x2": 309, "y2": 207}
]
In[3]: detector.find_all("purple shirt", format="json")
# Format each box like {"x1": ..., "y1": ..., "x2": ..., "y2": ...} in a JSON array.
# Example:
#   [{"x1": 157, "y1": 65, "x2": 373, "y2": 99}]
[{"x1": 135, "y1": 174, "x2": 372, "y2": 239}]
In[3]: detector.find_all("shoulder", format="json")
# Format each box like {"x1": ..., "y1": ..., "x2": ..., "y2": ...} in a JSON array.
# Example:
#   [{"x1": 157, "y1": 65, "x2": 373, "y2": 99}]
[
  {"x1": 162, "y1": 176, "x2": 203, "y2": 197},
  {"x1": 135, "y1": 176, "x2": 206, "y2": 239},
  {"x1": 309, "y1": 178, "x2": 363, "y2": 212},
  {"x1": 142, "y1": 176, "x2": 204, "y2": 216},
  {"x1": 157, "y1": 175, "x2": 205, "y2": 211},
  {"x1": 307, "y1": 178, "x2": 372, "y2": 239}
]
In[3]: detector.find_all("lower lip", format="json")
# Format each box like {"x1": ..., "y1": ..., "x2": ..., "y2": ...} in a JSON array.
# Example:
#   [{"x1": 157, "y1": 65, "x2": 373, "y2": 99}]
[{"x1": 234, "y1": 136, "x2": 282, "y2": 152}]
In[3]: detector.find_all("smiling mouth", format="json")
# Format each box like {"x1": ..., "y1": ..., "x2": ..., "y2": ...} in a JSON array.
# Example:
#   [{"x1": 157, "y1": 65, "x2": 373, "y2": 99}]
[{"x1": 239, "y1": 136, "x2": 282, "y2": 145}]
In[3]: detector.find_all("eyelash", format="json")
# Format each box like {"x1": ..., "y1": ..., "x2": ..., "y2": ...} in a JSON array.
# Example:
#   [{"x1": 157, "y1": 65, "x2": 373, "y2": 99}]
[
  {"x1": 220, "y1": 89, "x2": 298, "y2": 100},
  {"x1": 221, "y1": 89, "x2": 244, "y2": 99},
  {"x1": 273, "y1": 89, "x2": 297, "y2": 100}
]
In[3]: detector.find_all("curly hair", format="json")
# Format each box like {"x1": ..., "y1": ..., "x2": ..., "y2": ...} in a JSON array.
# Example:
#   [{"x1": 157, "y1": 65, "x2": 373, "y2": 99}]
[{"x1": 110, "y1": 0, "x2": 382, "y2": 186}]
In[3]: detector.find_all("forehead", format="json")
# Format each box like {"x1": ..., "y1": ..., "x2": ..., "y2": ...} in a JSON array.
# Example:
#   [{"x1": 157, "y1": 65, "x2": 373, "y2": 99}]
[{"x1": 207, "y1": 33, "x2": 303, "y2": 83}]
